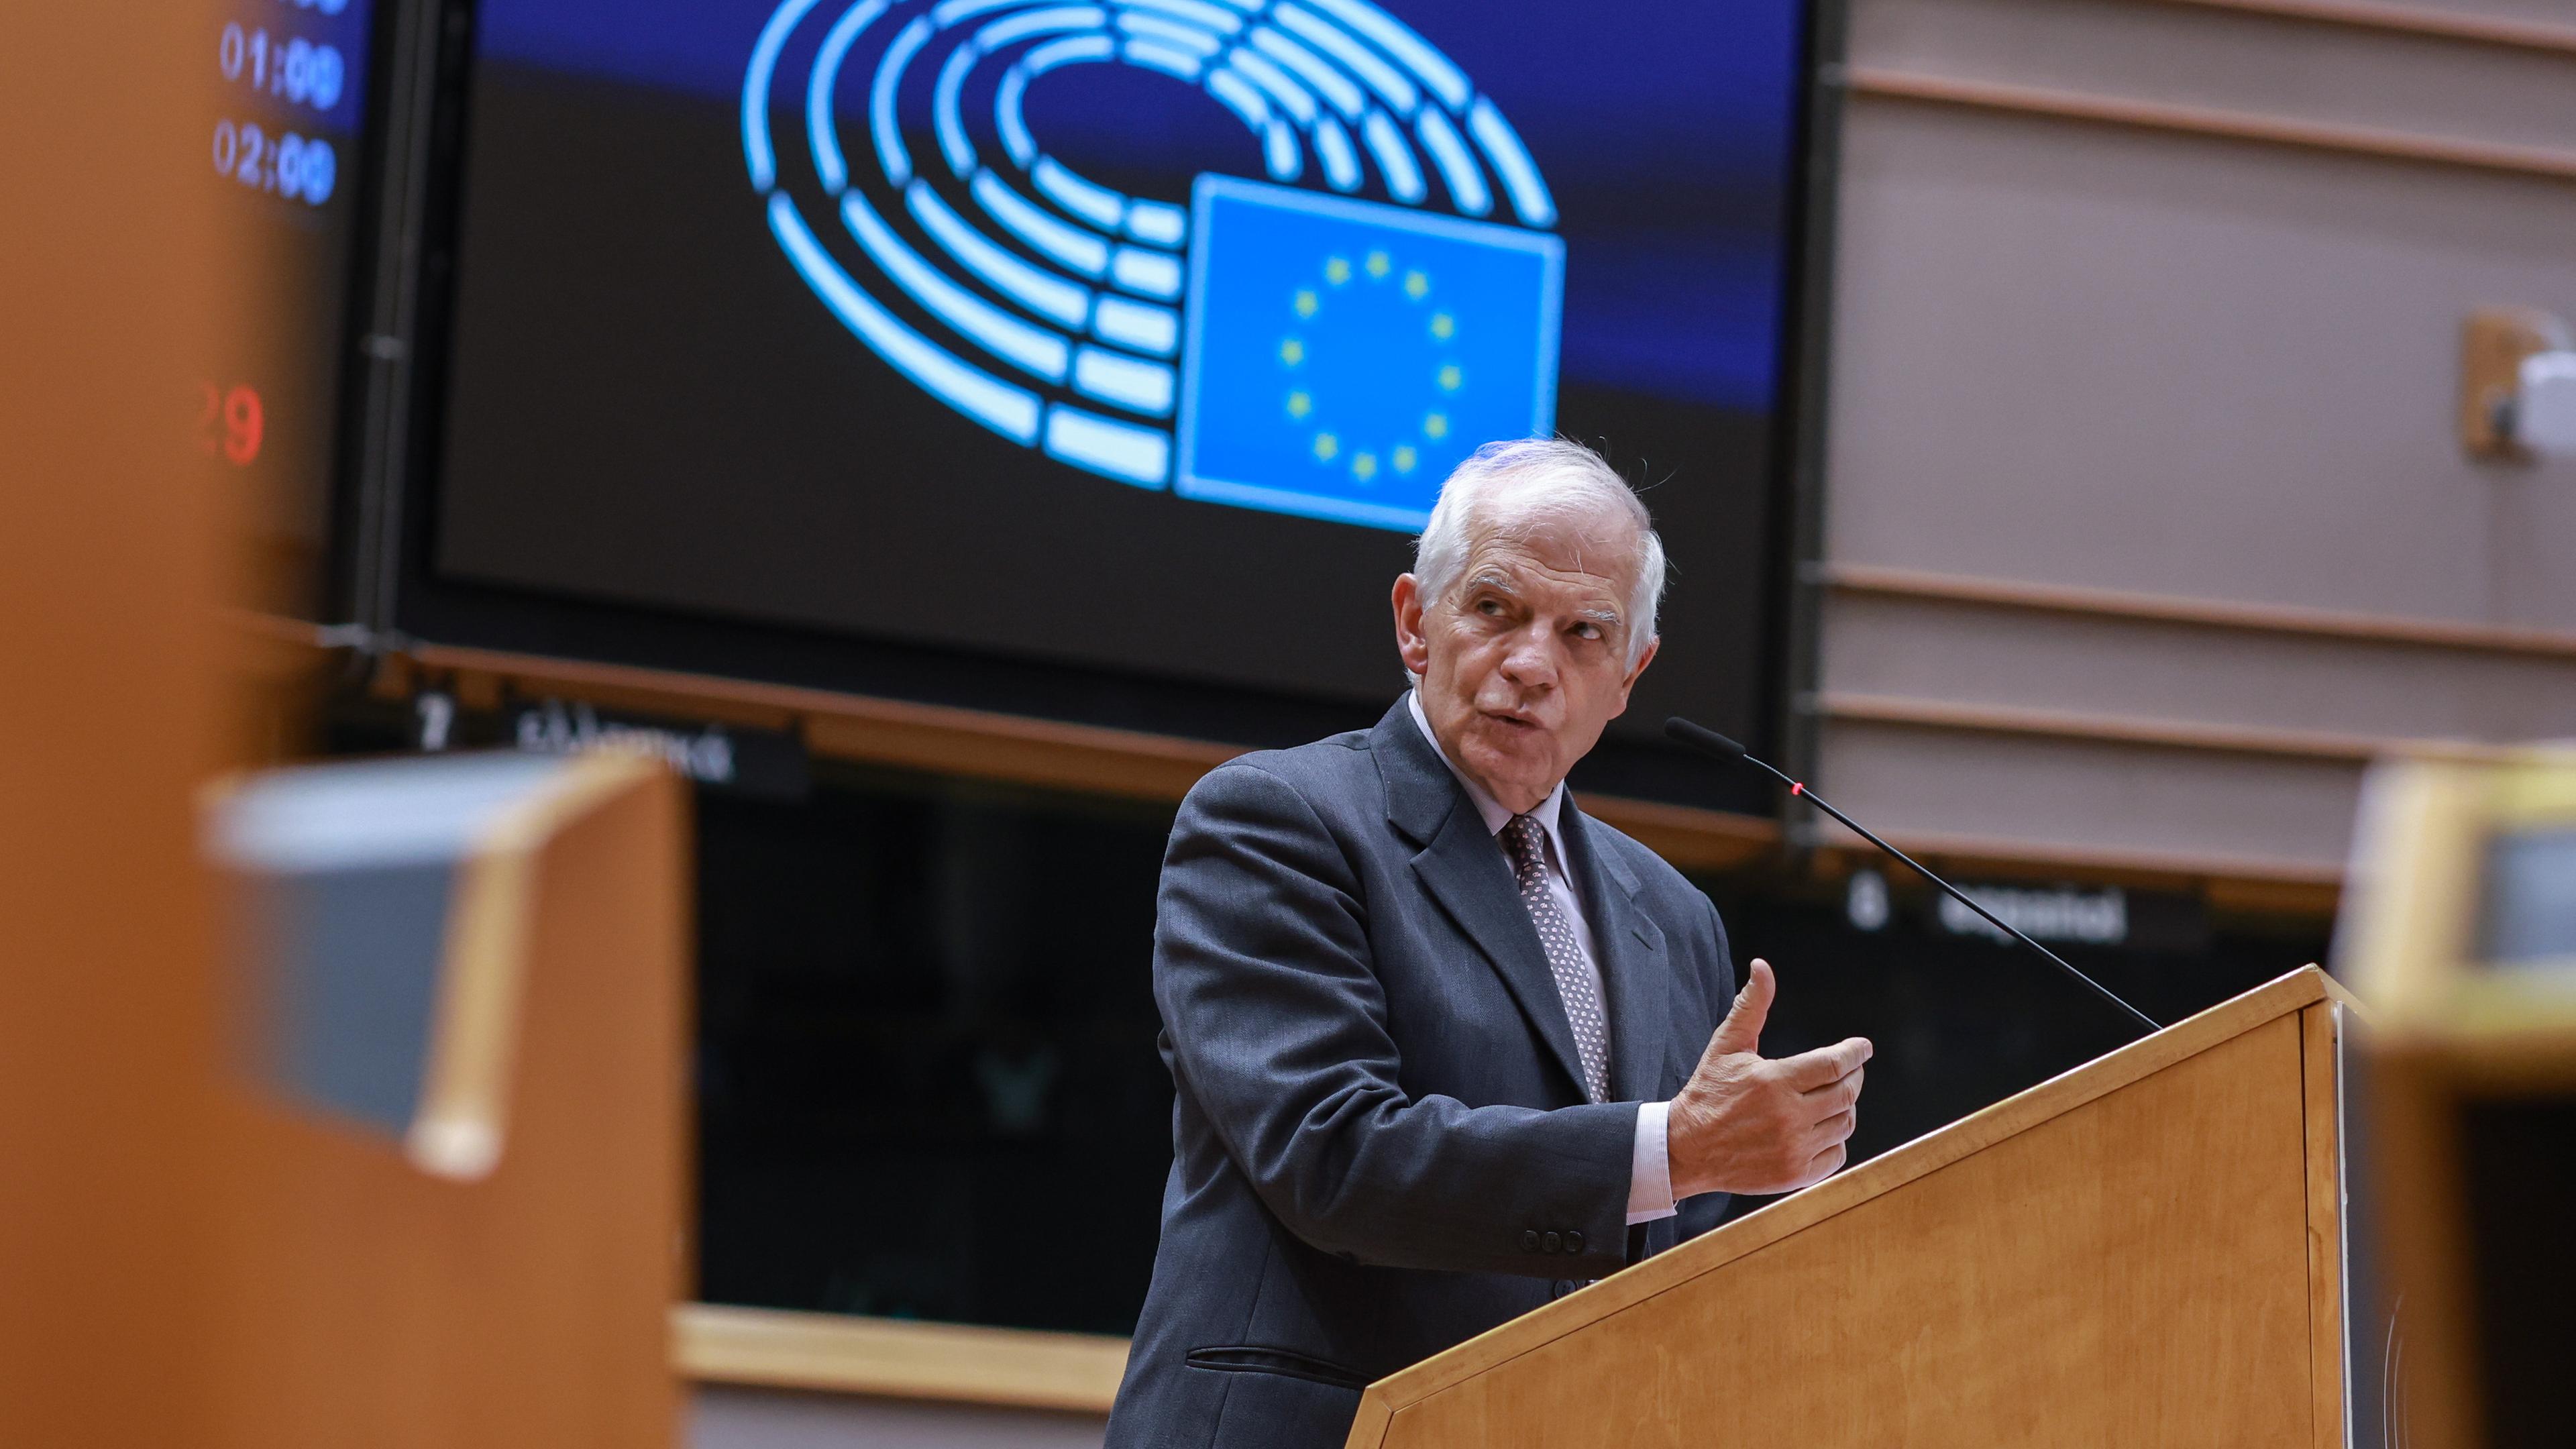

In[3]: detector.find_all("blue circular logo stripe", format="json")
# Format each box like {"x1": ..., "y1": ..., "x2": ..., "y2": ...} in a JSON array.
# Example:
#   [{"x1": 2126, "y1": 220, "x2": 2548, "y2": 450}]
[{"x1": 742, "y1": 0, "x2": 1556, "y2": 490}]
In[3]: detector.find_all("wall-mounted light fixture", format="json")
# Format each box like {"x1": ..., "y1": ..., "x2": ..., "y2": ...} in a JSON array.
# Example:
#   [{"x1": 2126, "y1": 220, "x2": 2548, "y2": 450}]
[{"x1": 2463, "y1": 307, "x2": 2576, "y2": 462}]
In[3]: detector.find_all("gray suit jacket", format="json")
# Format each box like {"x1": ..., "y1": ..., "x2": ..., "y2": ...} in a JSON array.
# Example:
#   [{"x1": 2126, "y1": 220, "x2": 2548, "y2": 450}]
[{"x1": 1105, "y1": 699, "x2": 1736, "y2": 1449}]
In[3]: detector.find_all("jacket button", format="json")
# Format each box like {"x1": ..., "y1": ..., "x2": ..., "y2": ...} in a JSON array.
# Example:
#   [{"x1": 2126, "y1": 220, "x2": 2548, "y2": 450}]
[
  {"x1": 1564, "y1": 1230, "x2": 1585, "y2": 1254},
  {"x1": 1543, "y1": 1231, "x2": 1562, "y2": 1254},
  {"x1": 1522, "y1": 1231, "x2": 1540, "y2": 1253}
]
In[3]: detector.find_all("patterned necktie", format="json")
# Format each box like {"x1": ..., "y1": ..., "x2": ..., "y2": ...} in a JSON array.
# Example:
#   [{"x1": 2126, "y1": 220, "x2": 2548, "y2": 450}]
[{"x1": 1499, "y1": 814, "x2": 1610, "y2": 1103}]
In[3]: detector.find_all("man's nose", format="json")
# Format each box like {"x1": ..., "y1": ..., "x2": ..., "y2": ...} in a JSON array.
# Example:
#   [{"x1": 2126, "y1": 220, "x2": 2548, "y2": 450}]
[{"x1": 1495, "y1": 625, "x2": 1560, "y2": 689}]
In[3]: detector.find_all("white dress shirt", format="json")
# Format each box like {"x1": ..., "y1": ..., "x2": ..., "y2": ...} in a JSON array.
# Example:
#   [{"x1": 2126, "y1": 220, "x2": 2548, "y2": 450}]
[{"x1": 1407, "y1": 691, "x2": 1677, "y2": 1226}]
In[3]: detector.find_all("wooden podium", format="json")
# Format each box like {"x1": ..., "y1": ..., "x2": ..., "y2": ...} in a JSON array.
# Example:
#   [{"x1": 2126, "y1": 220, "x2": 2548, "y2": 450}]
[
  {"x1": 209, "y1": 752, "x2": 688, "y2": 1449},
  {"x1": 1347, "y1": 967, "x2": 2367, "y2": 1449}
]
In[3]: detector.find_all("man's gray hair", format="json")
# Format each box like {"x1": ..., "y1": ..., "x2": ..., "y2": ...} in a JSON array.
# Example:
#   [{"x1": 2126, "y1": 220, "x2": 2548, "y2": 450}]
[{"x1": 1412, "y1": 437, "x2": 1667, "y2": 664}]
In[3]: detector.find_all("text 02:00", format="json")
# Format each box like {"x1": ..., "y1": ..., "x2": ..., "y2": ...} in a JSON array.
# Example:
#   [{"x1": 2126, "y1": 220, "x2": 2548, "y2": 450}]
[{"x1": 212, "y1": 120, "x2": 337, "y2": 205}]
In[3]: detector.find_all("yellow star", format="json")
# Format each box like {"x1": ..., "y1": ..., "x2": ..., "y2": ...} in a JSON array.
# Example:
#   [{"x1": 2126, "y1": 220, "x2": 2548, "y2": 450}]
[
  {"x1": 1436, "y1": 363, "x2": 1462, "y2": 392},
  {"x1": 1353, "y1": 451, "x2": 1379, "y2": 480},
  {"x1": 1392, "y1": 444, "x2": 1417, "y2": 473},
  {"x1": 1430, "y1": 312, "x2": 1454, "y2": 340},
  {"x1": 1403, "y1": 270, "x2": 1428, "y2": 301},
  {"x1": 1423, "y1": 412, "x2": 1448, "y2": 439},
  {"x1": 1285, "y1": 390, "x2": 1311, "y2": 419},
  {"x1": 1364, "y1": 250, "x2": 1391, "y2": 279},
  {"x1": 1313, "y1": 431, "x2": 1338, "y2": 461},
  {"x1": 1324, "y1": 256, "x2": 1351, "y2": 285},
  {"x1": 1279, "y1": 337, "x2": 1305, "y2": 365},
  {"x1": 1293, "y1": 288, "x2": 1318, "y2": 319}
]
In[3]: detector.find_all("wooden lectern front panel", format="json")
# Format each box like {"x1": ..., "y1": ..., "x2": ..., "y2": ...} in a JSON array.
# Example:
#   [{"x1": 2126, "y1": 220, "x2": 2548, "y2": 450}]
[
  {"x1": 1375, "y1": 1016, "x2": 2314, "y2": 1448},
  {"x1": 216, "y1": 772, "x2": 687, "y2": 1449}
]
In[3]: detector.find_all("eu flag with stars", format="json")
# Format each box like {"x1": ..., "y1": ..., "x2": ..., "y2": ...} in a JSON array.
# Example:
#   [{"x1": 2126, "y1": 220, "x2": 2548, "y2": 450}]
[{"x1": 1175, "y1": 176, "x2": 1565, "y2": 532}]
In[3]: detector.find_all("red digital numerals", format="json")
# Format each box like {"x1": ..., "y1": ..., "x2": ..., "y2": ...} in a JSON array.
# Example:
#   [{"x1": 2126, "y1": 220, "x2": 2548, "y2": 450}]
[{"x1": 197, "y1": 382, "x2": 266, "y2": 465}]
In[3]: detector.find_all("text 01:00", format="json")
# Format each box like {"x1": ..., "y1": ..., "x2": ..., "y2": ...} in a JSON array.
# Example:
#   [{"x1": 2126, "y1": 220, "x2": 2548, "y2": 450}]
[
  {"x1": 212, "y1": 120, "x2": 336, "y2": 205},
  {"x1": 218, "y1": 25, "x2": 345, "y2": 113}
]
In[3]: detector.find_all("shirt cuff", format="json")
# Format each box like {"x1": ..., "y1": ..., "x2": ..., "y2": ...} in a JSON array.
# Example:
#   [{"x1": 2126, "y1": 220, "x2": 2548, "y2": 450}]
[{"x1": 1625, "y1": 1100, "x2": 1677, "y2": 1225}]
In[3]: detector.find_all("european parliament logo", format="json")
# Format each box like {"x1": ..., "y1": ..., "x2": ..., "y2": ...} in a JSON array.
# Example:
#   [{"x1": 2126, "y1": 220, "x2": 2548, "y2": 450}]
[{"x1": 742, "y1": 0, "x2": 1562, "y2": 533}]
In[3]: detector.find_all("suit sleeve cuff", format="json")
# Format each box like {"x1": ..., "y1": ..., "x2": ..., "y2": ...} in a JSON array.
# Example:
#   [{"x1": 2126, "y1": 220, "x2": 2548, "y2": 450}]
[{"x1": 1625, "y1": 1100, "x2": 1677, "y2": 1224}]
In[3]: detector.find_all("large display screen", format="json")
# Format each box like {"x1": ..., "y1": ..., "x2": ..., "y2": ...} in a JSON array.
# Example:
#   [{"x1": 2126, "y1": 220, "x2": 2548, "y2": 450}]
[
  {"x1": 414, "y1": 0, "x2": 1818, "y2": 794},
  {"x1": 212, "y1": 0, "x2": 381, "y2": 615}
]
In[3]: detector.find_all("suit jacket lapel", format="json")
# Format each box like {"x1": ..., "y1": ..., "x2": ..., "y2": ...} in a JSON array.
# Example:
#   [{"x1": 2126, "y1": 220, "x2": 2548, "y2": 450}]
[
  {"x1": 1373, "y1": 700, "x2": 1591, "y2": 1101},
  {"x1": 1563, "y1": 798, "x2": 1670, "y2": 1106}
]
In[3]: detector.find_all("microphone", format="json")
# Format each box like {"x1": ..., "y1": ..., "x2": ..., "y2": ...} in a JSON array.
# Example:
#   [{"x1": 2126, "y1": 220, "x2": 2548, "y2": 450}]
[{"x1": 1663, "y1": 717, "x2": 2161, "y2": 1036}]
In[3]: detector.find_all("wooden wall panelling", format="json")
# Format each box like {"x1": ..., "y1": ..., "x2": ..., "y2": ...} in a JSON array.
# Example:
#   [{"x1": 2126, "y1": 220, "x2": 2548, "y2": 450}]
[
  {"x1": 1851, "y1": 0, "x2": 2576, "y2": 162},
  {"x1": 237, "y1": 617, "x2": 2387, "y2": 899},
  {"x1": 1813, "y1": 3, "x2": 2576, "y2": 873},
  {"x1": 1820, "y1": 690, "x2": 2424, "y2": 762},
  {"x1": 1845, "y1": 64, "x2": 2576, "y2": 182},
  {"x1": 1813, "y1": 718, "x2": 2367, "y2": 875},
  {"x1": 1817, "y1": 105, "x2": 2576, "y2": 622},
  {"x1": 409, "y1": 641, "x2": 1237, "y2": 799},
  {"x1": 1807, "y1": 565, "x2": 2576, "y2": 905},
  {"x1": 1821, "y1": 564, "x2": 2576, "y2": 661},
  {"x1": 1823, "y1": 822, "x2": 2345, "y2": 892},
  {"x1": 1816, "y1": 588, "x2": 2576, "y2": 748},
  {"x1": 2206, "y1": 873, "x2": 2344, "y2": 920},
  {"x1": 400, "y1": 638, "x2": 1787, "y2": 872},
  {"x1": 2137, "y1": 0, "x2": 2576, "y2": 56}
]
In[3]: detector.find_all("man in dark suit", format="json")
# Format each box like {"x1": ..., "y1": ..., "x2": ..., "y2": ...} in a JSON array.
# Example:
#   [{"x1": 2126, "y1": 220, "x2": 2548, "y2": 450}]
[{"x1": 1106, "y1": 439, "x2": 1872, "y2": 1449}]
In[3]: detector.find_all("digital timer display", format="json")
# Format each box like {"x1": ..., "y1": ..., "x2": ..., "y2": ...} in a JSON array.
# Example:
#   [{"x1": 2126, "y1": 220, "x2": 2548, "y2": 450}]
[
  {"x1": 209, "y1": 0, "x2": 378, "y2": 614},
  {"x1": 213, "y1": 120, "x2": 337, "y2": 205},
  {"x1": 199, "y1": 382, "x2": 268, "y2": 466},
  {"x1": 219, "y1": 23, "x2": 350, "y2": 112}
]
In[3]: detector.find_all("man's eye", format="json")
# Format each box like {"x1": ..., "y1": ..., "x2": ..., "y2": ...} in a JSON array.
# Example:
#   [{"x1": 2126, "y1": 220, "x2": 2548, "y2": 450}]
[
  {"x1": 1572, "y1": 623, "x2": 1601, "y2": 640},
  {"x1": 1477, "y1": 598, "x2": 1503, "y2": 616}
]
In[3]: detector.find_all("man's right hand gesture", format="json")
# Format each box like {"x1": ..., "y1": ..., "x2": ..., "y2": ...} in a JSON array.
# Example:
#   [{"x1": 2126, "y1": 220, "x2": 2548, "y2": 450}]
[{"x1": 1665, "y1": 959, "x2": 1871, "y2": 1199}]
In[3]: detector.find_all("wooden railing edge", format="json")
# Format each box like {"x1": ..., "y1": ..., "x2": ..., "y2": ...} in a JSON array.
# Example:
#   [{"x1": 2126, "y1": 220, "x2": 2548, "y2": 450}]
[
  {"x1": 1820, "y1": 563, "x2": 2576, "y2": 661},
  {"x1": 2136, "y1": 0, "x2": 2576, "y2": 60},
  {"x1": 673, "y1": 1302, "x2": 1129, "y2": 1415},
  {"x1": 233, "y1": 616, "x2": 2353, "y2": 910},
  {"x1": 1845, "y1": 65, "x2": 2576, "y2": 185}
]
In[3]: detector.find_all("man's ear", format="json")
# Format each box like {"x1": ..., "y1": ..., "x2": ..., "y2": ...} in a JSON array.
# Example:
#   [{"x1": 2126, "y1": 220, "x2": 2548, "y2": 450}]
[
  {"x1": 1609, "y1": 634, "x2": 1660, "y2": 712},
  {"x1": 1392, "y1": 574, "x2": 1432, "y2": 678}
]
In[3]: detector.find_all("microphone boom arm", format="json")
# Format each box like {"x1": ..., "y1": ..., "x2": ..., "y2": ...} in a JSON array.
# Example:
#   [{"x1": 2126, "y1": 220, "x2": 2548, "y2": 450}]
[{"x1": 1664, "y1": 718, "x2": 2162, "y2": 1037}]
